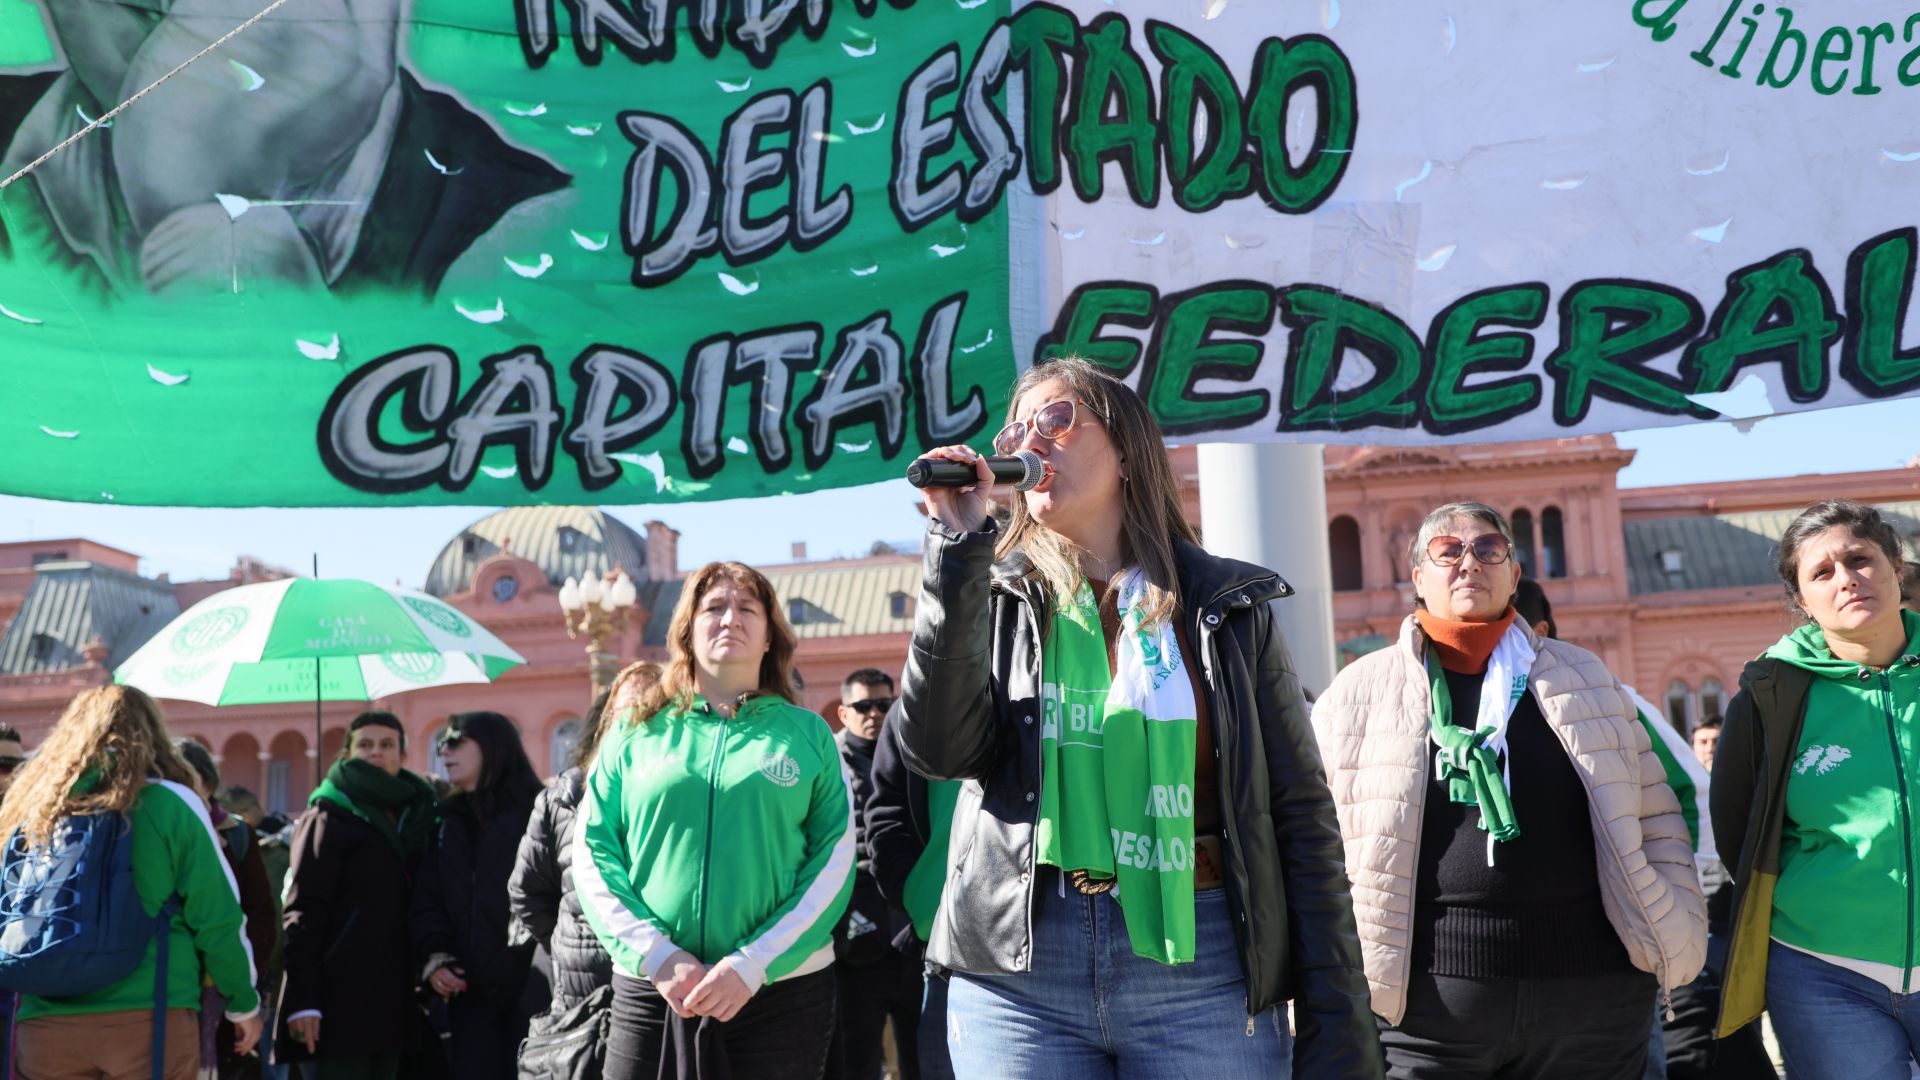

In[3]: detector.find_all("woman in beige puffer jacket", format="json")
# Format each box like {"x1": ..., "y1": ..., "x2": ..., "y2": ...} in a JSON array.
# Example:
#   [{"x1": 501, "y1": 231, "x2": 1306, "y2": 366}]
[{"x1": 1313, "y1": 501, "x2": 1705, "y2": 1080}]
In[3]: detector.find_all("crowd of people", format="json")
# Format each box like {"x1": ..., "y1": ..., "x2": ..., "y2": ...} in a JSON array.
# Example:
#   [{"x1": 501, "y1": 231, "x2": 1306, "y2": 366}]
[{"x1": 0, "y1": 358, "x2": 1915, "y2": 1079}]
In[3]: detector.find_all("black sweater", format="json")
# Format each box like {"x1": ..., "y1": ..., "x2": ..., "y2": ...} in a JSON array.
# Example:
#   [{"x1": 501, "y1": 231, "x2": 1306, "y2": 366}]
[{"x1": 1411, "y1": 667, "x2": 1633, "y2": 978}]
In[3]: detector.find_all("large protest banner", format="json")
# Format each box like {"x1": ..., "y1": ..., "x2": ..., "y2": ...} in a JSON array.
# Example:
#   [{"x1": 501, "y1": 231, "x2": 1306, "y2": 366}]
[{"x1": 2, "y1": 0, "x2": 1917, "y2": 507}]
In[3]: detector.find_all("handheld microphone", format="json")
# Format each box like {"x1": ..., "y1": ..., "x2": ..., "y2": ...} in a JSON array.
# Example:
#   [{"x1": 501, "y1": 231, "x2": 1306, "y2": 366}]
[{"x1": 906, "y1": 450, "x2": 1047, "y2": 491}]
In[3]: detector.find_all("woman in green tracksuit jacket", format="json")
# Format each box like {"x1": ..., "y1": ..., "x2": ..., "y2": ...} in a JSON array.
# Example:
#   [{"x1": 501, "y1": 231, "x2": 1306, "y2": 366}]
[
  {"x1": 0, "y1": 685, "x2": 262, "y2": 1078},
  {"x1": 1713, "y1": 499, "x2": 1920, "y2": 1079},
  {"x1": 576, "y1": 560, "x2": 855, "y2": 1080}
]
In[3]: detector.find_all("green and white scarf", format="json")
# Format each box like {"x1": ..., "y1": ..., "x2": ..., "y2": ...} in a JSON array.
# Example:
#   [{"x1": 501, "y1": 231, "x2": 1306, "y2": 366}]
[
  {"x1": 1036, "y1": 570, "x2": 1199, "y2": 965},
  {"x1": 1427, "y1": 618, "x2": 1535, "y2": 865}
]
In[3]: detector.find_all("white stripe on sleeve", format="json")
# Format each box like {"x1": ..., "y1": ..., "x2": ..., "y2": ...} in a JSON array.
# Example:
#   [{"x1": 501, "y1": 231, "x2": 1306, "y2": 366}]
[
  {"x1": 147, "y1": 779, "x2": 259, "y2": 1000},
  {"x1": 569, "y1": 795, "x2": 679, "y2": 977},
  {"x1": 729, "y1": 790, "x2": 857, "y2": 992}
]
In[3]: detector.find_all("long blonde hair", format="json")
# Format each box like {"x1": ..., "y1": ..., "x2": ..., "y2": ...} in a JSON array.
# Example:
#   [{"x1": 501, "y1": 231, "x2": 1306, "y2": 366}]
[
  {"x1": 577, "y1": 661, "x2": 663, "y2": 768},
  {"x1": 997, "y1": 357, "x2": 1197, "y2": 625},
  {"x1": 0, "y1": 685, "x2": 196, "y2": 849},
  {"x1": 633, "y1": 562, "x2": 799, "y2": 723}
]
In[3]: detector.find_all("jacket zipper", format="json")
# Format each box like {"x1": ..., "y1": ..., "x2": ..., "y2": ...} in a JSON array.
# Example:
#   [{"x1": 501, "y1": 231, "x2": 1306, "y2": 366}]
[
  {"x1": 1400, "y1": 649, "x2": 1432, "y2": 1028},
  {"x1": 697, "y1": 715, "x2": 729, "y2": 961},
  {"x1": 1879, "y1": 667, "x2": 1916, "y2": 993},
  {"x1": 1193, "y1": 585, "x2": 1263, "y2": 1031},
  {"x1": 1002, "y1": 577, "x2": 1047, "y2": 974}
]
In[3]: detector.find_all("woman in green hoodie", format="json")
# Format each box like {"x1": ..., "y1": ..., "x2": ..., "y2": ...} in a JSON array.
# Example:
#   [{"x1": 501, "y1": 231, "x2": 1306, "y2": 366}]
[
  {"x1": 275, "y1": 710, "x2": 439, "y2": 1080},
  {"x1": 1714, "y1": 499, "x2": 1920, "y2": 1078},
  {"x1": 575, "y1": 560, "x2": 855, "y2": 1080},
  {"x1": 0, "y1": 684, "x2": 262, "y2": 1079}
]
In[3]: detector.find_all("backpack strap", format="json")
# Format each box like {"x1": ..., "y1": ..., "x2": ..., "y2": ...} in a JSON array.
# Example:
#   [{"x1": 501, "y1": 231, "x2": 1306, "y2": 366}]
[{"x1": 150, "y1": 896, "x2": 182, "y2": 1080}]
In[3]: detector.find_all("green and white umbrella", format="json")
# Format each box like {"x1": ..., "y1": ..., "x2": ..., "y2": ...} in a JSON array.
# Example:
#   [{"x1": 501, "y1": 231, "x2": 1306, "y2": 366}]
[{"x1": 115, "y1": 577, "x2": 525, "y2": 705}]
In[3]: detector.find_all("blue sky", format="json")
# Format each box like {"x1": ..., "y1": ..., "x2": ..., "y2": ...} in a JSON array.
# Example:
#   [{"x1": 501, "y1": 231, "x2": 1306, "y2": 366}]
[{"x1": 4, "y1": 398, "x2": 1916, "y2": 591}]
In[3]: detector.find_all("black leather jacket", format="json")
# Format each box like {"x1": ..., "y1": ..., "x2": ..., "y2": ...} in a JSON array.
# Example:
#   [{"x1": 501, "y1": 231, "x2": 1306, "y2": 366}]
[{"x1": 897, "y1": 520, "x2": 1383, "y2": 1078}]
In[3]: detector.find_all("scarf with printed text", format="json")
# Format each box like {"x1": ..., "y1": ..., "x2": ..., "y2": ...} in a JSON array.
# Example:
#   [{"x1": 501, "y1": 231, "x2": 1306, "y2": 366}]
[{"x1": 1036, "y1": 570, "x2": 1199, "y2": 964}]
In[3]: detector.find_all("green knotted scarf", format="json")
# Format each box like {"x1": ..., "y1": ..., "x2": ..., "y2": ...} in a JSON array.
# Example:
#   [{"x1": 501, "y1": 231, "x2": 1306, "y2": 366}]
[
  {"x1": 1036, "y1": 572, "x2": 1199, "y2": 965},
  {"x1": 1425, "y1": 636, "x2": 1530, "y2": 859},
  {"x1": 310, "y1": 757, "x2": 439, "y2": 860}
]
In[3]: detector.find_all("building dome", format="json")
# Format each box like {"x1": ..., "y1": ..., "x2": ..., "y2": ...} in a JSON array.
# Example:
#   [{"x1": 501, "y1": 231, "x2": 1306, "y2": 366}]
[{"x1": 424, "y1": 508, "x2": 649, "y2": 598}]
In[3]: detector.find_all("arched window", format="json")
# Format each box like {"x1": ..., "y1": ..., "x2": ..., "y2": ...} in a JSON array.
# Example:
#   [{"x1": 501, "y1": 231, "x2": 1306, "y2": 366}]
[
  {"x1": 1329, "y1": 516, "x2": 1364, "y2": 591},
  {"x1": 426, "y1": 725, "x2": 449, "y2": 781},
  {"x1": 265, "y1": 730, "x2": 309, "y2": 815},
  {"x1": 1540, "y1": 506, "x2": 1568, "y2": 579},
  {"x1": 1698, "y1": 678, "x2": 1725, "y2": 723},
  {"x1": 1666, "y1": 680, "x2": 1692, "y2": 732},
  {"x1": 1510, "y1": 509, "x2": 1536, "y2": 577},
  {"x1": 549, "y1": 718, "x2": 582, "y2": 777}
]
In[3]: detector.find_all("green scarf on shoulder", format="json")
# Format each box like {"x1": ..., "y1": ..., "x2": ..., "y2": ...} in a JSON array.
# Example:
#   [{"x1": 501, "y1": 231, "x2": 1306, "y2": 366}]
[{"x1": 310, "y1": 757, "x2": 438, "y2": 859}]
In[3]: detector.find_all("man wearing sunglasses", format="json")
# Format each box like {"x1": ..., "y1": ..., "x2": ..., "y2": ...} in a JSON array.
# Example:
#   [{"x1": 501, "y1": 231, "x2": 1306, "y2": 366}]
[
  {"x1": 0, "y1": 724, "x2": 25, "y2": 799},
  {"x1": 830, "y1": 669, "x2": 926, "y2": 1080}
]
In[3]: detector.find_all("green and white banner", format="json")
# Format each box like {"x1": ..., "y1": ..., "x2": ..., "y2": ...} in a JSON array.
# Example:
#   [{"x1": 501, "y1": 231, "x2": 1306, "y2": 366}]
[{"x1": 3, "y1": 0, "x2": 1918, "y2": 507}]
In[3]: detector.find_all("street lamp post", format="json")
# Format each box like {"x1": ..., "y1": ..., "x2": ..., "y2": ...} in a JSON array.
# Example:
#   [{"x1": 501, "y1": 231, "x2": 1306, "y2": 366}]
[{"x1": 558, "y1": 569, "x2": 639, "y2": 698}]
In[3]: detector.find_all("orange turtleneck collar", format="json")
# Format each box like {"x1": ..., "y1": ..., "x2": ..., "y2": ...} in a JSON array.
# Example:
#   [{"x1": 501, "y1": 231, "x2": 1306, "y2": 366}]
[{"x1": 1416, "y1": 608, "x2": 1517, "y2": 674}]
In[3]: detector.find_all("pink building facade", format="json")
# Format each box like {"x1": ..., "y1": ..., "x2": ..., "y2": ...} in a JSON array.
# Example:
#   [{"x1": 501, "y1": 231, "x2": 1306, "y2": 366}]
[
  {"x1": 1322, "y1": 437, "x2": 1920, "y2": 732},
  {"x1": 3, "y1": 438, "x2": 1915, "y2": 813}
]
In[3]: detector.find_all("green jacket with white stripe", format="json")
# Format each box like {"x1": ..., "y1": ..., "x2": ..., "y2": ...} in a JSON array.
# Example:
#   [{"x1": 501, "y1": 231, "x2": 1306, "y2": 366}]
[
  {"x1": 575, "y1": 695, "x2": 855, "y2": 992},
  {"x1": 19, "y1": 779, "x2": 261, "y2": 1022}
]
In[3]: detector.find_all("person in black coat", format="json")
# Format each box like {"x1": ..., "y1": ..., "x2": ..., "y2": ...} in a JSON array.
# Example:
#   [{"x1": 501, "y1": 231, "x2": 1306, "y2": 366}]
[
  {"x1": 865, "y1": 709, "x2": 957, "y2": 1080},
  {"x1": 510, "y1": 667, "x2": 657, "y2": 1015},
  {"x1": 277, "y1": 711, "x2": 440, "y2": 1080},
  {"x1": 828, "y1": 668, "x2": 925, "y2": 1080},
  {"x1": 414, "y1": 711, "x2": 547, "y2": 1080},
  {"x1": 178, "y1": 739, "x2": 279, "y2": 1079}
]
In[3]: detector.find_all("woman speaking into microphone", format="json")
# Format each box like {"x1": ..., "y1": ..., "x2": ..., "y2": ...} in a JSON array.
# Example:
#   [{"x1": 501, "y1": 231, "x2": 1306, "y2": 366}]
[{"x1": 895, "y1": 357, "x2": 1382, "y2": 1079}]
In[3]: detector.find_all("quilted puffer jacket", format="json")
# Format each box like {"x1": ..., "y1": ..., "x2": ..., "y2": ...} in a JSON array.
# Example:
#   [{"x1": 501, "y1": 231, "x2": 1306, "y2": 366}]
[
  {"x1": 508, "y1": 768, "x2": 613, "y2": 1010},
  {"x1": 1311, "y1": 616, "x2": 1707, "y2": 1025}
]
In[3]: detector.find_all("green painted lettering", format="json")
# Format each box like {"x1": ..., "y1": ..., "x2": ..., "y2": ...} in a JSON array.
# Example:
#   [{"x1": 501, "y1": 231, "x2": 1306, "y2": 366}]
[
  {"x1": 1142, "y1": 283, "x2": 1274, "y2": 436},
  {"x1": 1424, "y1": 285, "x2": 1548, "y2": 435},
  {"x1": 1147, "y1": 22, "x2": 1252, "y2": 213},
  {"x1": 1811, "y1": 24, "x2": 1853, "y2": 93},
  {"x1": 1633, "y1": 0, "x2": 1690, "y2": 43},
  {"x1": 1856, "y1": 23, "x2": 1893, "y2": 94},
  {"x1": 1544, "y1": 280, "x2": 1711, "y2": 425},
  {"x1": 1006, "y1": 5, "x2": 1078, "y2": 194},
  {"x1": 1683, "y1": 249, "x2": 1839, "y2": 403},
  {"x1": 1756, "y1": 6, "x2": 1805, "y2": 86},
  {"x1": 1841, "y1": 228, "x2": 1920, "y2": 398},
  {"x1": 1278, "y1": 286, "x2": 1421, "y2": 431},
  {"x1": 1065, "y1": 14, "x2": 1160, "y2": 206},
  {"x1": 1039, "y1": 283, "x2": 1159, "y2": 375},
  {"x1": 1246, "y1": 35, "x2": 1357, "y2": 215}
]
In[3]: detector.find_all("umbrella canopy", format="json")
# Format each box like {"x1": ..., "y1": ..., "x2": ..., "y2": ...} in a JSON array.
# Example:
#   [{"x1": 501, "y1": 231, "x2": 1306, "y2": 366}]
[{"x1": 115, "y1": 577, "x2": 526, "y2": 705}]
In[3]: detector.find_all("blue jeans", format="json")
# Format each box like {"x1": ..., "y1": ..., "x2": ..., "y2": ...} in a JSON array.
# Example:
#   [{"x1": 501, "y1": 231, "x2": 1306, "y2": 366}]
[
  {"x1": 1767, "y1": 939, "x2": 1920, "y2": 1079},
  {"x1": 945, "y1": 876, "x2": 1291, "y2": 1080},
  {"x1": 1642, "y1": 1000, "x2": 1666, "y2": 1080},
  {"x1": 921, "y1": 967, "x2": 955, "y2": 1080}
]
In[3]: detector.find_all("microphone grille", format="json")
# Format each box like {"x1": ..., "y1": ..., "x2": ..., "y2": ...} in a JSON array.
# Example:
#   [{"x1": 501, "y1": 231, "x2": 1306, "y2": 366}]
[{"x1": 1013, "y1": 450, "x2": 1046, "y2": 491}]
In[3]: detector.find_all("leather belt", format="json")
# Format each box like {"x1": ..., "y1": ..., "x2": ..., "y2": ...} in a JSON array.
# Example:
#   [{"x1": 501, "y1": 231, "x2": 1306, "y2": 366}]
[{"x1": 1063, "y1": 833, "x2": 1227, "y2": 894}]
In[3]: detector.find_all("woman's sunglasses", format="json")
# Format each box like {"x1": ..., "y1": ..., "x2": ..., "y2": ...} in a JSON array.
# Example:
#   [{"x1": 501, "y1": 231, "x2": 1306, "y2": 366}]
[
  {"x1": 1424, "y1": 534, "x2": 1513, "y2": 567},
  {"x1": 993, "y1": 399, "x2": 1098, "y2": 457}
]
